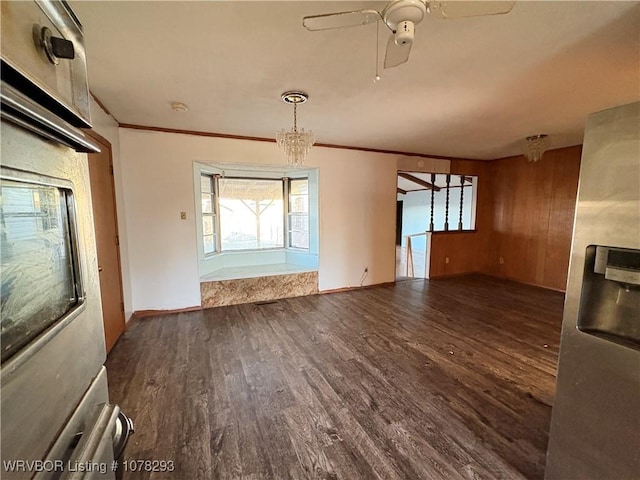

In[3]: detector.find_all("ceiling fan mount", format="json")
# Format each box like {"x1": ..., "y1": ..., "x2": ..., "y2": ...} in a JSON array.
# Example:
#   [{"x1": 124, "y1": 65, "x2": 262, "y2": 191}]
[
  {"x1": 382, "y1": 0, "x2": 426, "y2": 33},
  {"x1": 302, "y1": 0, "x2": 515, "y2": 70}
]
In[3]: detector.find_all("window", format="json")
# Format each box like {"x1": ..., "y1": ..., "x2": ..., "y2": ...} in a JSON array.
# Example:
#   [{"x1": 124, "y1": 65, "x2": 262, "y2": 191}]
[
  {"x1": 288, "y1": 179, "x2": 309, "y2": 249},
  {"x1": 219, "y1": 178, "x2": 284, "y2": 251},
  {"x1": 199, "y1": 175, "x2": 309, "y2": 253},
  {"x1": 200, "y1": 175, "x2": 217, "y2": 254}
]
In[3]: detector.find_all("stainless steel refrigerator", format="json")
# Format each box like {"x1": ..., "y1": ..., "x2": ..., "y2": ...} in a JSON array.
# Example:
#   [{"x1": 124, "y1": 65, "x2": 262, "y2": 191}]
[{"x1": 546, "y1": 102, "x2": 640, "y2": 478}]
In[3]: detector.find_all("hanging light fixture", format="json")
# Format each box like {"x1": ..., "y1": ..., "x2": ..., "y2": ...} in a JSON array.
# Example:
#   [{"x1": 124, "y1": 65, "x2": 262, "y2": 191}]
[
  {"x1": 276, "y1": 91, "x2": 315, "y2": 167},
  {"x1": 524, "y1": 134, "x2": 550, "y2": 162}
]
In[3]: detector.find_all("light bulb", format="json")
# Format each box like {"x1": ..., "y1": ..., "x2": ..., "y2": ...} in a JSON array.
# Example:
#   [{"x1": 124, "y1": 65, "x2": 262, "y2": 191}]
[{"x1": 374, "y1": 75, "x2": 381, "y2": 83}]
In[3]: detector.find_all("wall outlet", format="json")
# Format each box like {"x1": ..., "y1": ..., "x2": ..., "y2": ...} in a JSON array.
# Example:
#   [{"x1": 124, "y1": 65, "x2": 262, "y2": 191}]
[
  {"x1": 499, "y1": 257, "x2": 504, "y2": 264},
  {"x1": 180, "y1": 211, "x2": 187, "y2": 220},
  {"x1": 445, "y1": 257, "x2": 450, "y2": 264}
]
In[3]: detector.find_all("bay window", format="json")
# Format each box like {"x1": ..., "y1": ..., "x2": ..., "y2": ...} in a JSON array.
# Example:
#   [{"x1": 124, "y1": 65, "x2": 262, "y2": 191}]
[{"x1": 199, "y1": 174, "x2": 309, "y2": 254}]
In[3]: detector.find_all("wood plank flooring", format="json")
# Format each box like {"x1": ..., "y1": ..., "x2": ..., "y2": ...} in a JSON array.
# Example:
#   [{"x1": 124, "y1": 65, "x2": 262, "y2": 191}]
[{"x1": 106, "y1": 274, "x2": 564, "y2": 480}]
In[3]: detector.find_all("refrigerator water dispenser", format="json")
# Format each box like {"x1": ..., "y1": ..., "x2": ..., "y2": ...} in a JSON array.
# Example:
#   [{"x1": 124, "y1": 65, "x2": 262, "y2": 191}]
[{"x1": 578, "y1": 246, "x2": 640, "y2": 350}]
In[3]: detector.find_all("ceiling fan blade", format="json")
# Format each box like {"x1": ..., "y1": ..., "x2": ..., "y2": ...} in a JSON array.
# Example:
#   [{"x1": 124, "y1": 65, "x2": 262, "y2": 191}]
[
  {"x1": 427, "y1": 1, "x2": 516, "y2": 19},
  {"x1": 303, "y1": 9, "x2": 382, "y2": 31},
  {"x1": 384, "y1": 34, "x2": 412, "y2": 69}
]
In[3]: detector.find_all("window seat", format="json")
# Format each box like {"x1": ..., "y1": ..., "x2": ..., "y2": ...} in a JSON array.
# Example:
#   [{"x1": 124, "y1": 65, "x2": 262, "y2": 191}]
[
  {"x1": 200, "y1": 263, "x2": 317, "y2": 282},
  {"x1": 200, "y1": 263, "x2": 319, "y2": 308}
]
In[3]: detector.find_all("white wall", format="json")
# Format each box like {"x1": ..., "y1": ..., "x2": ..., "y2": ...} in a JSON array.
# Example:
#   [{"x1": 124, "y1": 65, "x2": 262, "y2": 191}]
[
  {"x1": 400, "y1": 190, "x2": 431, "y2": 252},
  {"x1": 117, "y1": 128, "x2": 399, "y2": 311},
  {"x1": 89, "y1": 98, "x2": 134, "y2": 321}
]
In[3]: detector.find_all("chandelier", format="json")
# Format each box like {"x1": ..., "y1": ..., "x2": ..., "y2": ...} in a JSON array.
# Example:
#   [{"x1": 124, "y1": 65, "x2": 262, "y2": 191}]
[
  {"x1": 524, "y1": 134, "x2": 550, "y2": 162},
  {"x1": 276, "y1": 91, "x2": 314, "y2": 167}
]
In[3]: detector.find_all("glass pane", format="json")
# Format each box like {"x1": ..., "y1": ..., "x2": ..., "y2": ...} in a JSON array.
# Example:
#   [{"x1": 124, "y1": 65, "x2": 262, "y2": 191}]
[
  {"x1": 289, "y1": 213, "x2": 309, "y2": 249},
  {"x1": 1, "y1": 180, "x2": 79, "y2": 362},
  {"x1": 203, "y1": 215, "x2": 214, "y2": 235},
  {"x1": 290, "y1": 214, "x2": 308, "y2": 231},
  {"x1": 201, "y1": 175, "x2": 212, "y2": 193},
  {"x1": 201, "y1": 194, "x2": 212, "y2": 214},
  {"x1": 203, "y1": 235, "x2": 215, "y2": 254},
  {"x1": 289, "y1": 179, "x2": 308, "y2": 214},
  {"x1": 219, "y1": 178, "x2": 284, "y2": 251}
]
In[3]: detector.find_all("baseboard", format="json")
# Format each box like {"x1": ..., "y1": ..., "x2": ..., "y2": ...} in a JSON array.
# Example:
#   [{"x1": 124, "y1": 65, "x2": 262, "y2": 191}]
[
  {"x1": 320, "y1": 281, "x2": 396, "y2": 295},
  {"x1": 130, "y1": 305, "x2": 203, "y2": 321},
  {"x1": 466, "y1": 272, "x2": 567, "y2": 293},
  {"x1": 428, "y1": 271, "x2": 481, "y2": 280}
]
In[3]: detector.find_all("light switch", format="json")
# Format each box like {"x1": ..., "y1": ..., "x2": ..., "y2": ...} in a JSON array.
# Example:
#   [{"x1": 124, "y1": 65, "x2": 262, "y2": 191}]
[{"x1": 180, "y1": 212, "x2": 187, "y2": 220}]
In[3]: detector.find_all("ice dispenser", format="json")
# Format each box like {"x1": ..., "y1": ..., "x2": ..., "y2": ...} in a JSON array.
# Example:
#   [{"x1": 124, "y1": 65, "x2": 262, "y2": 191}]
[{"x1": 578, "y1": 246, "x2": 640, "y2": 350}]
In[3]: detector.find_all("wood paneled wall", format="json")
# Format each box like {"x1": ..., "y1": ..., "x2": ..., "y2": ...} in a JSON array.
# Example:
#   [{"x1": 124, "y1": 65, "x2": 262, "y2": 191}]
[
  {"x1": 487, "y1": 146, "x2": 581, "y2": 291},
  {"x1": 428, "y1": 146, "x2": 581, "y2": 291}
]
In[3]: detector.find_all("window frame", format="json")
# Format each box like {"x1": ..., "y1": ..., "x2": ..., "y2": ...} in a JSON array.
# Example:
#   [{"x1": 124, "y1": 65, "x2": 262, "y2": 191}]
[
  {"x1": 197, "y1": 171, "x2": 310, "y2": 255},
  {"x1": 200, "y1": 173, "x2": 219, "y2": 256},
  {"x1": 287, "y1": 178, "x2": 310, "y2": 250}
]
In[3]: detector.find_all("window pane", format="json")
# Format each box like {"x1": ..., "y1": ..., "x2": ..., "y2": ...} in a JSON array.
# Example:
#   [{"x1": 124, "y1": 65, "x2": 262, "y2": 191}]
[
  {"x1": 289, "y1": 213, "x2": 309, "y2": 249},
  {"x1": 290, "y1": 213, "x2": 308, "y2": 231},
  {"x1": 201, "y1": 175, "x2": 212, "y2": 193},
  {"x1": 219, "y1": 178, "x2": 284, "y2": 251},
  {"x1": 201, "y1": 194, "x2": 212, "y2": 214},
  {"x1": 203, "y1": 215, "x2": 214, "y2": 235},
  {"x1": 289, "y1": 179, "x2": 308, "y2": 214},
  {"x1": 203, "y1": 235, "x2": 215, "y2": 254}
]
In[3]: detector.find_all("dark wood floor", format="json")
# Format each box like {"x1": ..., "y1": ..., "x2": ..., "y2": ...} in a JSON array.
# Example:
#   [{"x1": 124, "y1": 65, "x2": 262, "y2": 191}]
[{"x1": 107, "y1": 274, "x2": 564, "y2": 480}]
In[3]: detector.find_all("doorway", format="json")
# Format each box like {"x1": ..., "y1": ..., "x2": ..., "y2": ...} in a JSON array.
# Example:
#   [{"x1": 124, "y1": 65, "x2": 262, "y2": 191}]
[
  {"x1": 86, "y1": 130, "x2": 125, "y2": 353},
  {"x1": 396, "y1": 172, "x2": 431, "y2": 279}
]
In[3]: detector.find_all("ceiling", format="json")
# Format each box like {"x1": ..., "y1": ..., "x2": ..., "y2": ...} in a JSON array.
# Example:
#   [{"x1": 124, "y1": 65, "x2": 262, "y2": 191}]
[{"x1": 71, "y1": 1, "x2": 640, "y2": 160}]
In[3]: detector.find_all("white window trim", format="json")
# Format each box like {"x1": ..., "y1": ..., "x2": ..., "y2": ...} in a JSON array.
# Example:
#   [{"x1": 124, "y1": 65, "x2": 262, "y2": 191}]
[{"x1": 193, "y1": 162, "x2": 319, "y2": 279}]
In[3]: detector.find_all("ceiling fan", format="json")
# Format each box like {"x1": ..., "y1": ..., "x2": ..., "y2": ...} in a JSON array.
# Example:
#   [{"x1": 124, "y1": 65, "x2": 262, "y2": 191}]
[{"x1": 303, "y1": 0, "x2": 516, "y2": 69}]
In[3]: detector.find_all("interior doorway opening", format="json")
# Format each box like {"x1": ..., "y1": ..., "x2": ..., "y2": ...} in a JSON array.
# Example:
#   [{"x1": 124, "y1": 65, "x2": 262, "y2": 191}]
[{"x1": 396, "y1": 171, "x2": 478, "y2": 280}]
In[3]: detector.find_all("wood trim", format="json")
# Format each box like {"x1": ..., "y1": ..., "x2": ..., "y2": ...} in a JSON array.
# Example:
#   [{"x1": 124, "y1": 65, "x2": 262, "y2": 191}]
[
  {"x1": 118, "y1": 123, "x2": 482, "y2": 162},
  {"x1": 490, "y1": 143, "x2": 583, "y2": 162},
  {"x1": 430, "y1": 229, "x2": 479, "y2": 235},
  {"x1": 429, "y1": 271, "x2": 484, "y2": 280},
  {"x1": 84, "y1": 130, "x2": 128, "y2": 353},
  {"x1": 320, "y1": 281, "x2": 396, "y2": 295},
  {"x1": 120, "y1": 123, "x2": 276, "y2": 144},
  {"x1": 398, "y1": 172, "x2": 441, "y2": 191},
  {"x1": 90, "y1": 91, "x2": 118, "y2": 122},
  {"x1": 83, "y1": 126, "x2": 110, "y2": 148},
  {"x1": 131, "y1": 305, "x2": 203, "y2": 321},
  {"x1": 428, "y1": 271, "x2": 566, "y2": 293}
]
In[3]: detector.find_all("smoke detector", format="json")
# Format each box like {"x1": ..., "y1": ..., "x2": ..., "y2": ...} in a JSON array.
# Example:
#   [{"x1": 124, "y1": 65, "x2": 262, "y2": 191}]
[{"x1": 170, "y1": 101, "x2": 189, "y2": 112}]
